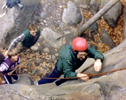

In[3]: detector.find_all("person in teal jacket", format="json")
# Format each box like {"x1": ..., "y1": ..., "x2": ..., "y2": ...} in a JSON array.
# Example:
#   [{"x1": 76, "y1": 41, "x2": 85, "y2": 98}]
[
  {"x1": 35, "y1": 37, "x2": 104, "y2": 86},
  {"x1": 5, "y1": 23, "x2": 40, "y2": 56}
]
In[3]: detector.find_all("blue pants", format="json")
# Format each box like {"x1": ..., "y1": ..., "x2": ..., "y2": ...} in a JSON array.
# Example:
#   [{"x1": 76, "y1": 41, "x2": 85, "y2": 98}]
[
  {"x1": 38, "y1": 64, "x2": 68, "y2": 86},
  {"x1": 6, "y1": 0, "x2": 21, "y2": 8},
  {"x1": 5, "y1": 71, "x2": 18, "y2": 84}
]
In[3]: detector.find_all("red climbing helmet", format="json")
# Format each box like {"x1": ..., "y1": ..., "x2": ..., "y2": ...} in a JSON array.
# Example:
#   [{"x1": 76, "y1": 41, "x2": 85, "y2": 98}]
[{"x1": 72, "y1": 37, "x2": 88, "y2": 51}]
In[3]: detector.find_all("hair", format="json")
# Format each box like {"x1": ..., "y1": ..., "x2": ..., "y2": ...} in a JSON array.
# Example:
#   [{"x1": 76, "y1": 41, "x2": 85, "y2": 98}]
[
  {"x1": 73, "y1": 49, "x2": 89, "y2": 55},
  {"x1": 8, "y1": 50, "x2": 18, "y2": 58},
  {"x1": 29, "y1": 23, "x2": 38, "y2": 31}
]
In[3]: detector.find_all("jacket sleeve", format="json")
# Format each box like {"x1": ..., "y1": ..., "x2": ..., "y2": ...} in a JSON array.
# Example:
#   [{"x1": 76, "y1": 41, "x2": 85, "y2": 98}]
[
  {"x1": 8, "y1": 34, "x2": 25, "y2": 51},
  {"x1": 87, "y1": 47, "x2": 104, "y2": 62},
  {"x1": 0, "y1": 62, "x2": 9, "y2": 72},
  {"x1": 60, "y1": 58, "x2": 77, "y2": 78}
]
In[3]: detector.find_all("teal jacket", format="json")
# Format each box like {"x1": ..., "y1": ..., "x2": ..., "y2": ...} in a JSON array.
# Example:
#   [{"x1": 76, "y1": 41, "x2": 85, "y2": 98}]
[
  {"x1": 57, "y1": 44, "x2": 104, "y2": 78},
  {"x1": 21, "y1": 28, "x2": 40, "y2": 48}
]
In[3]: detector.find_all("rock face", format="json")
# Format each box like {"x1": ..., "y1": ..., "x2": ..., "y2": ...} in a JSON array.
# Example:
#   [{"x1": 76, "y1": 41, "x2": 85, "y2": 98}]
[
  {"x1": 1, "y1": 70, "x2": 126, "y2": 100},
  {"x1": 0, "y1": 0, "x2": 40, "y2": 48},
  {"x1": 0, "y1": 0, "x2": 125, "y2": 99},
  {"x1": 0, "y1": 84, "x2": 51, "y2": 100},
  {"x1": 1, "y1": 39, "x2": 126, "y2": 99}
]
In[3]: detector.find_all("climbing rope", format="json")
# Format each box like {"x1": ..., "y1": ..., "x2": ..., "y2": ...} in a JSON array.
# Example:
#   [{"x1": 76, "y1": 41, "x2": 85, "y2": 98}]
[
  {"x1": 0, "y1": 67, "x2": 126, "y2": 85},
  {"x1": 8, "y1": 67, "x2": 126, "y2": 79}
]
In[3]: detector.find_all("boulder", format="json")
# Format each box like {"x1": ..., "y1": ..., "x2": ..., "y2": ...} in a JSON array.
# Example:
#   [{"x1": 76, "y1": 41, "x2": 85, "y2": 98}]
[
  {"x1": 100, "y1": 29, "x2": 115, "y2": 48},
  {"x1": 101, "y1": 0, "x2": 122, "y2": 27},
  {"x1": 30, "y1": 46, "x2": 39, "y2": 52},
  {"x1": 62, "y1": 1, "x2": 82, "y2": 26},
  {"x1": 41, "y1": 27, "x2": 66, "y2": 49}
]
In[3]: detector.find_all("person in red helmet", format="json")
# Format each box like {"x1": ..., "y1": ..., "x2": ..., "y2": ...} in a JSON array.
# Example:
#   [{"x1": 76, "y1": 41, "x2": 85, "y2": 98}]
[{"x1": 35, "y1": 37, "x2": 104, "y2": 86}]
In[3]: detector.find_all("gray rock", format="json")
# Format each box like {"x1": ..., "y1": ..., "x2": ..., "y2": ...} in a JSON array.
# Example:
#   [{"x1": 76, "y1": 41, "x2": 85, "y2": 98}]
[
  {"x1": 41, "y1": 27, "x2": 66, "y2": 49},
  {"x1": 101, "y1": 0, "x2": 122, "y2": 28},
  {"x1": 90, "y1": 0, "x2": 100, "y2": 15},
  {"x1": 40, "y1": 11, "x2": 46, "y2": 18},
  {"x1": 0, "y1": 84, "x2": 51, "y2": 100},
  {"x1": 15, "y1": 74, "x2": 32, "y2": 85},
  {"x1": 1, "y1": 69, "x2": 126, "y2": 100},
  {"x1": 79, "y1": 4, "x2": 88, "y2": 9},
  {"x1": 30, "y1": 46, "x2": 39, "y2": 51},
  {"x1": 124, "y1": 5, "x2": 126, "y2": 38},
  {"x1": 100, "y1": 29, "x2": 115, "y2": 48},
  {"x1": 89, "y1": 22, "x2": 98, "y2": 35},
  {"x1": 63, "y1": 31, "x2": 71, "y2": 35},
  {"x1": 62, "y1": 1, "x2": 82, "y2": 26},
  {"x1": 43, "y1": 47, "x2": 50, "y2": 53}
]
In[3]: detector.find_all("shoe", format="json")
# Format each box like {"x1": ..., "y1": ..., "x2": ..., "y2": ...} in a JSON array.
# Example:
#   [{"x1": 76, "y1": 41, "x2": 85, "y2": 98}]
[
  {"x1": 13, "y1": 79, "x2": 17, "y2": 82},
  {"x1": 12, "y1": 76, "x2": 20, "y2": 83},
  {"x1": 17, "y1": 3, "x2": 23, "y2": 10},
  {"x1": 34, "y1": 81, "x2": 38, "y2": 85}
]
